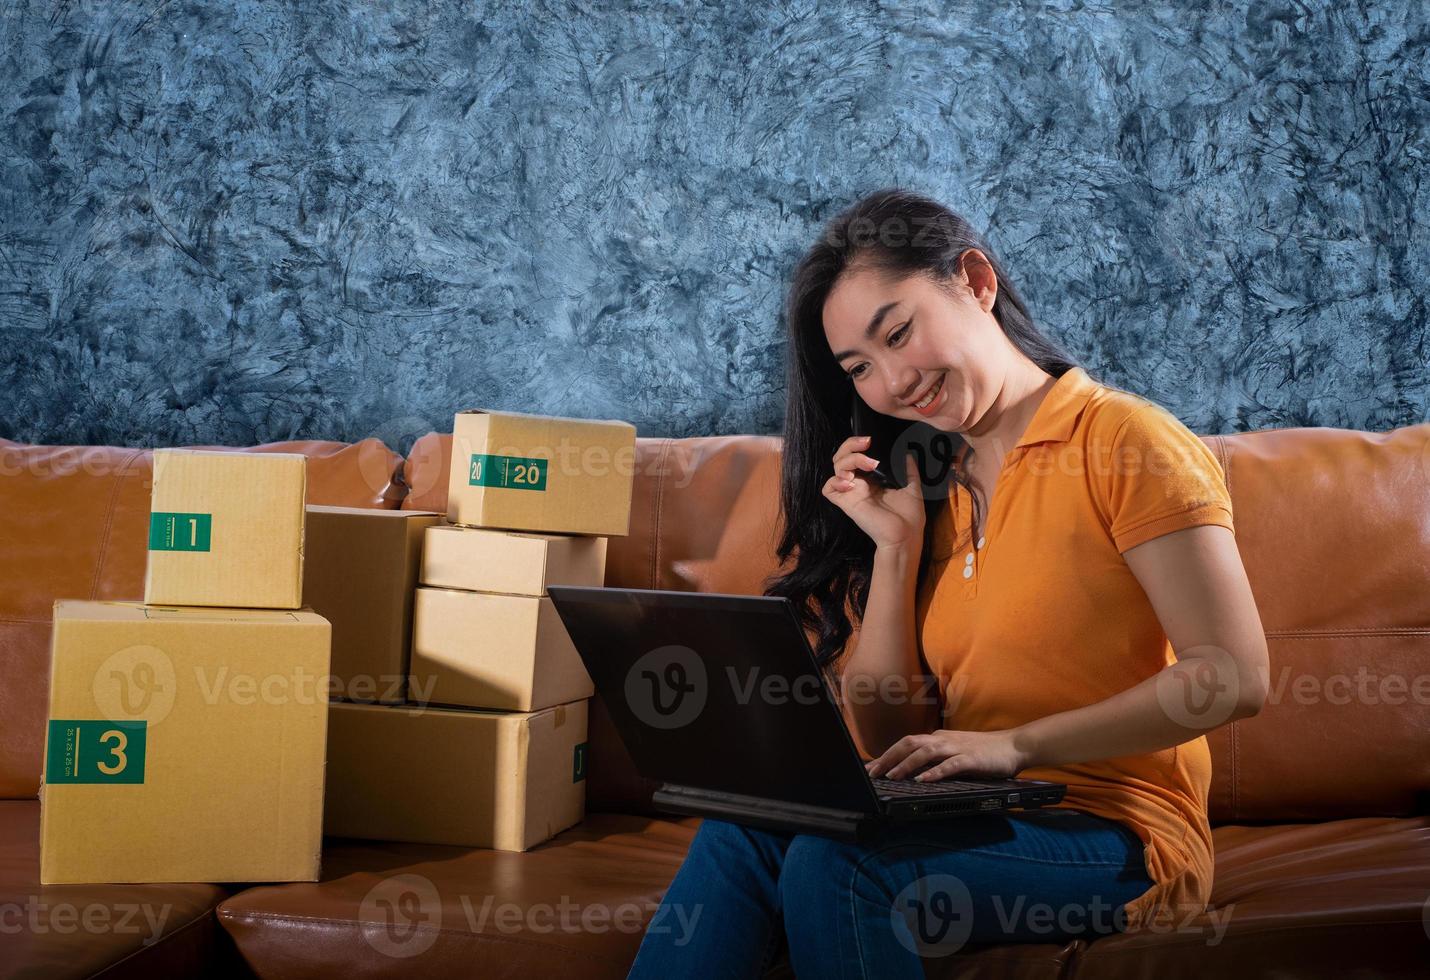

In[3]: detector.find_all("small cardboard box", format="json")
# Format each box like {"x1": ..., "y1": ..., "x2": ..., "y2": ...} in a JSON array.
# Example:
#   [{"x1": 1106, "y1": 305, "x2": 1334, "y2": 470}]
[
  {"x1": 445, "y1": 410, "x2": 637, "y2": 537},
  {"x1": 420, "y1": 524, "x2": 607, "y2": 596},
  {"x1": 145, "y1": 449, "x2": 307, "y2": 608},
  {"x1": 40, "y1": 600, "x2": 331, "y2": 884},
  {"x1": 324, "y1": 699, "x2": 588, "y2": 851},
  {"x1": 303, "y1": 505, "x2": 444, "y2": 703},
  {"x1": 410, "y1": 586, "x2": 594, "y2": 712}
]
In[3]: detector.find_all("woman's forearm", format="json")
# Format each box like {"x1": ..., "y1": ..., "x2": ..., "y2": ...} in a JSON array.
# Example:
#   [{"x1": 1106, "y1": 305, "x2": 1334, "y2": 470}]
[
  {"x1": 837, "y1": 544, "x2": 942, "y2": 756},
  {"x1": 1012, "y1": 652, "x2": 1266, "y2": 770}
]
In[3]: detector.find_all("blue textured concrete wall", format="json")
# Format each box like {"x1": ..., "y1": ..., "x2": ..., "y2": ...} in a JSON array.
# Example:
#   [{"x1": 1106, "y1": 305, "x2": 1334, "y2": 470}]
[{"x1": 2, "y1": 1, "x2": 1425, "y2": 452}]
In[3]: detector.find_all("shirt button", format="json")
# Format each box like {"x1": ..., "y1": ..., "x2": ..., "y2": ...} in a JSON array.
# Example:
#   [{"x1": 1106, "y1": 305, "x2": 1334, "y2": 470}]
[
  {"x1": 962, "y1": 565, "x2": 974, "y2": 579},
  {"x1": 976, "y1": 536, "x2": 986, "y2": 549},
  {"x1": 965, "y1": 552, "x2": 975, "y2": 565}
]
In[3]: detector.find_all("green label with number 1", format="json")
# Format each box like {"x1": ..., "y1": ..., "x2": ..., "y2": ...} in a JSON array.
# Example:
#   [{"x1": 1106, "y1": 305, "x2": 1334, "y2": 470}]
[
  {"x1": 149, "y1": 512, "x2": 212, "y2": 551},
  {"x1": 469, "y1": 454, "x2": 548, "y2": 491},
  {"x1": 45, "y1": 720, "x2": 148, "y2": 784}
]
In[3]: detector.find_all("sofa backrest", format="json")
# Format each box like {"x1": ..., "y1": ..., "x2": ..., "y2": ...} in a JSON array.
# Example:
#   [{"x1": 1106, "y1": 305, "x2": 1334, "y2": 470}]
[
  {"x1": 1194, "y1": 423, "x2": 1430, "y2": 821},
  {"x1": 7, "y1": 423, "x2": 1424, "y2": 821},
  {"x1": 407, "y1": 423, "x2": 1430, "y2": 824},
  {"x1": 0, "y1": 438, "x2": 405, "y2": 799}
]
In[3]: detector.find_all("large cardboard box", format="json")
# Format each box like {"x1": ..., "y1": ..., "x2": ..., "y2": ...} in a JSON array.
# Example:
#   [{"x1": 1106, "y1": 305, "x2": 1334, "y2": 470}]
[
  {"x1": 145, "y1": 449, "x2": 307, "y2": 608},
  {"x1": 304, "y1": 505, "x2": 443, "y2": 704},
  {"x1": 445, "y1": 410, "x2": 637, "y2": 537},
  {"x1": 420, "y1": 524, "x2": 607, "y2": 596},
  {"x1": 410, "y1": 587, "x2": 594, "y2": 711},
  {"x1": 40, "y1": 601, "x2": 331, "y2": 884},
  {"x1": 324, "y1": 699, "x2": 588, "y2": 851}
]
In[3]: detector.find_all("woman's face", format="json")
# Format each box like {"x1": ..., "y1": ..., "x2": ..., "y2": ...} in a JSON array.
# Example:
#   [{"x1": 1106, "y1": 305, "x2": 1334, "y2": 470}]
[{"x1": 822, "y1": 250, "x2": 1005, "y2": 431}]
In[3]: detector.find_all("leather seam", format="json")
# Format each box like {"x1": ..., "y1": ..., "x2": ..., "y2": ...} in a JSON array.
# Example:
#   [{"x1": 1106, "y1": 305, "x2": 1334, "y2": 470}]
[
  {"x1": 1213, "y1": 433, "x2": 1232, "y2": 496},
  {"x1": 93, "y1": 904, "x2": 219, "y2": 977},
  {"x1": 1264, "y1": 627, "x2": 1430, "y2": 637},
  {"x1": 649, "y1": 438, "x2": 671, "y2": 590},
  {"x1": 1231, "y1": 716, "x2": 1240, "y2": 822},
  {"x1": 1205, "y1": 433, "x2": 1233, "y2": 829},
  {"x1": 89, "y1": 448, "x2": 143, "y2": 600}
]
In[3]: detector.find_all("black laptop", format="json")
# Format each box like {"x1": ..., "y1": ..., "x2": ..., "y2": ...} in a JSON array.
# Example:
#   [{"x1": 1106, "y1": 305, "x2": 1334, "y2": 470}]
[{"x1": 546, "y1": 585, "x2": 1066, "y2": 843}]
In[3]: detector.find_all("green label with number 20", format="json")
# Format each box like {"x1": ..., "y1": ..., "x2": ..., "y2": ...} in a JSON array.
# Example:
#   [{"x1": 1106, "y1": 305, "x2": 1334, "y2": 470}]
[
  {"x1": 469, "y1": 454, "x2": 548, "y2": 491},
  {"x1": 45, "y1": 720, "x2": 148, "y2": 784},
  {"x1": 148, "y1": 512, "x2": 212, "y2": 551}
]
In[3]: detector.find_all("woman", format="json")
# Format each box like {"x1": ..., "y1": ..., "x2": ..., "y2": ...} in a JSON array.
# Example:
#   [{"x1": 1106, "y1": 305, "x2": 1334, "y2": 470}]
[{"x1": 628, "y1": 188, "x2": 1269, "y2": 977}]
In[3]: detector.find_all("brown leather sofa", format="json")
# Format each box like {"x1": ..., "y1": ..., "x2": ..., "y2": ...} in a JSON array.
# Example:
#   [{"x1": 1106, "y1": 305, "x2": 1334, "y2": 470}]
[{"x1": 2, "y1": 425, "x2": 1428, "y2": 978}]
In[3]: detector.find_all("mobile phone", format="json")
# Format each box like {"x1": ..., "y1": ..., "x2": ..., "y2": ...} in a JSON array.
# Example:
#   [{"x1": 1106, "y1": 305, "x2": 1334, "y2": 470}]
[
  {"x1": 848, "y1": 390, "x2": 959, "y2": 492},
  {"x1": 849, "y1": 391, "x2": 913, "y2": 489}
]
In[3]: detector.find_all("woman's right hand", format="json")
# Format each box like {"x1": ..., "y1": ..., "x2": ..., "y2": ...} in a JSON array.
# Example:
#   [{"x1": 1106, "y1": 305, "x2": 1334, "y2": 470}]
[{"x1": 822, "y1": 435, "x2": 928, "y2": 552}]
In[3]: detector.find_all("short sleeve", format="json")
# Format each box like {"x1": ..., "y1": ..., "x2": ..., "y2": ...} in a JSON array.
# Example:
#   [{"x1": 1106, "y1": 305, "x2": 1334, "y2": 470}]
[{"x1": 1097, "y1": 404, "x2": 1234, "y2": 553}]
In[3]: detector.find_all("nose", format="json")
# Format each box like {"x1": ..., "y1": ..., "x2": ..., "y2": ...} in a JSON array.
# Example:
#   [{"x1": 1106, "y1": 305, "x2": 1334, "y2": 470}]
[{"x1": 882, "y1": 364, "x2": 922, "y2": 407}]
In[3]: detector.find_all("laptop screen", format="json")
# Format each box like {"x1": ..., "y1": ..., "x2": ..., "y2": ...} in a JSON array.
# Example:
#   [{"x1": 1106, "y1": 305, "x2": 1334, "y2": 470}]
[{"x1": 547, "y1": 586, "x2": 879, "y2": 812}]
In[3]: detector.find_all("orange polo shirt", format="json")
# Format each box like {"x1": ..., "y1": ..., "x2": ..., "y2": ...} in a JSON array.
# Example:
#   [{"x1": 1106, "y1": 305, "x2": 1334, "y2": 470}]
[{"x1": 914, "y1": 365, "x2": 1235, "y2": 932}]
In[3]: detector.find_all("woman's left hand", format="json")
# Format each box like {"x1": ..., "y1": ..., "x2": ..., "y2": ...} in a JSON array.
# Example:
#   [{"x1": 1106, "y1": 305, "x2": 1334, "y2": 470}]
[{"x1": 864, "y1": 728, "x2": 1030, "y2": 781}]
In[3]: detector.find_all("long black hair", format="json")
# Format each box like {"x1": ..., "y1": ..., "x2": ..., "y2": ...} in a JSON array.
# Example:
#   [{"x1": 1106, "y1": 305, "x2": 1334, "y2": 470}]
[{"x1": 763, "y1": 188, "x2": 1081, "y2": 675}]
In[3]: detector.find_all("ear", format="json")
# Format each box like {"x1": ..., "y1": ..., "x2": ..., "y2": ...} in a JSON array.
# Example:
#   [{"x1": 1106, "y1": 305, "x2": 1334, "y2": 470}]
[{"x1": 958, "y1": 248, "x2": 998, "y2": 312}]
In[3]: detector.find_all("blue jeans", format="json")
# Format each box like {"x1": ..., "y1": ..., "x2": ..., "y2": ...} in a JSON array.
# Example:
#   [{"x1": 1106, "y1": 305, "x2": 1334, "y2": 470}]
[{"x1": 628, "y1": 808, "x2": 1153, "y2": 979}]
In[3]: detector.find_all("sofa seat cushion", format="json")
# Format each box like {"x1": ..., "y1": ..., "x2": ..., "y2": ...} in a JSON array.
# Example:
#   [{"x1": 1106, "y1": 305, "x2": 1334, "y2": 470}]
[
  {"x1": 217, "y1": 814, "x2": 1088, "y2": 979},
  {"x1": 0, "y1": 800, "x2": 231, "y2": 978},
  {"x1": 1070, "y1": 816, "x2": 1430, "y2": 978},
  {"x1": 217, "y1": 814, "x2": 700, "y2": 978}
]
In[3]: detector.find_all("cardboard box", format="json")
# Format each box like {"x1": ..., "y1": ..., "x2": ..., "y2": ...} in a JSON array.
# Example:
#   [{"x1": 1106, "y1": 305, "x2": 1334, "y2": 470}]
[
  {"x1": 40, "y1": 600, "x2": 331, "y2": 884},
  {"x1": 410, "y1": 586, "x2": 594, "y2": 712},
  {"x1": 445, "y1": 410, "x2": 637, "y2": 537},
  {"x1": 324, "y1": 699, "x2": 587, "y2": 851},
  {"x1": 145, "y1": 450, "x2": 307, "y2": 608},
  {"x1": 304, "y1": 505, "x2": 443, "y2": 703},
  {"x1": 420, "y1": 524, "x2": 607, "y2": 596}
]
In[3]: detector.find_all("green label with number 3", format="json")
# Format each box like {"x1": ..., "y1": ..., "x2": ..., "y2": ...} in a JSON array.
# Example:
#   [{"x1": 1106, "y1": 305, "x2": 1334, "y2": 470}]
[
  {"x1": 45, "y1": 720, "x2": 148, "y2": 784},
  {"x1": 468, "y1": 454, "x2": 548, "y2": 491},
  {"x1": 149, "y1": 513, "x2": 212, "y2": 551}
]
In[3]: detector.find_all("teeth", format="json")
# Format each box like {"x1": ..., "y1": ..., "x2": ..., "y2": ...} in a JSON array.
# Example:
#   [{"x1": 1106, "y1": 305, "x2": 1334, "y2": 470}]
[{"x1": 914, "y1": 376, "x2": 943, "y2": 408}]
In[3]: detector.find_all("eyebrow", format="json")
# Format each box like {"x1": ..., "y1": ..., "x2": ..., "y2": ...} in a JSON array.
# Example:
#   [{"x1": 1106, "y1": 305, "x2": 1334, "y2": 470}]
[{"x1": 831, "y1": 302, "x2": 901, "y2": 362}]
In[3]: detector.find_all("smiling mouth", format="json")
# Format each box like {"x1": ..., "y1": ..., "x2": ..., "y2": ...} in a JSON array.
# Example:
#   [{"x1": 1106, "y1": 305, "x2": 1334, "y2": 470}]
[{"x1": 910, "y1": 375, "x2": 944, "y2": 409}]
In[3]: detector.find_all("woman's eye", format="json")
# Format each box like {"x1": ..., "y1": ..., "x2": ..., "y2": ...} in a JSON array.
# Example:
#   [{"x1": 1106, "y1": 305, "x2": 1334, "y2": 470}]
[
  {"x1": 889, "y1": 322, "x2": 911, "y2": 345},
  {"x1": 848, "y1": 364, "x2": 865, "y2": 379}
]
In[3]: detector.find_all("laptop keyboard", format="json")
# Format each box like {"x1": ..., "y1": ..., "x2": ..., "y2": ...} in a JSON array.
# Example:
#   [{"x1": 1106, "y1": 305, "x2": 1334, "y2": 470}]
[{"x1": 872, "y1": 777, "x2": 1007, "y2": 796}]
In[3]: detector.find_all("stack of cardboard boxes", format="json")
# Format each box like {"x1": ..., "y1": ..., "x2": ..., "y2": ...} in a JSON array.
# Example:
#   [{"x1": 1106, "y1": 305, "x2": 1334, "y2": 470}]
[
  {"x1": 313, "y1": 410, "x2": 637, "y2": 852},
  {"x1": 41, "y1": 451, "x2": 331, "y2": 884}
]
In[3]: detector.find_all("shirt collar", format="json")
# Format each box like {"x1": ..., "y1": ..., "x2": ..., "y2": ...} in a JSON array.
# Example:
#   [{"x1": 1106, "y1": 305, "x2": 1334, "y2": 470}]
[{"x1": 1013, "y1": 365, "x2": 1100, "y2": 450}]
